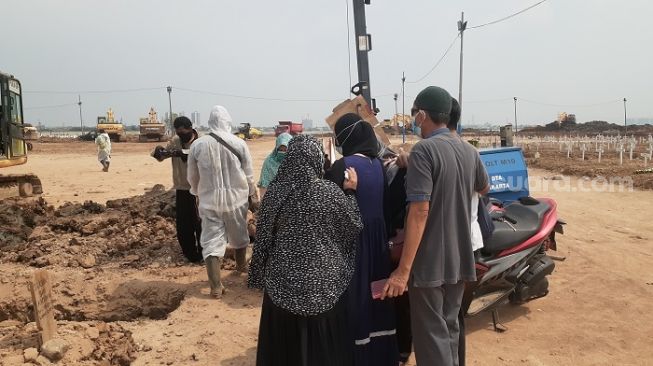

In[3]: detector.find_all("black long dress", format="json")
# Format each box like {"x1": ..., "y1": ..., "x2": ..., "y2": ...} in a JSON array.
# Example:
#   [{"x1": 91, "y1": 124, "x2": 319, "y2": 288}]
[{"x1": 248, "y1": 135, "x2": 362, "y2": 366}]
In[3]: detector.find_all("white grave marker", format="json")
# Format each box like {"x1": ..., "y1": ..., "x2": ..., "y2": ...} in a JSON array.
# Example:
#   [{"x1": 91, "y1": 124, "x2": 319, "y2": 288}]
[{"x1": 581, "y1": 144, "x2": 587, "y2": 160}]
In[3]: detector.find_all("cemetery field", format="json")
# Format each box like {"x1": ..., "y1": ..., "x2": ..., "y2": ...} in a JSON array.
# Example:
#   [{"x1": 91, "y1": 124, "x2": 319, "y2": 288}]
[
  {"x1": 1, "y1": 139, "x2": 653, "y2": 365},
  {"x1": 523, "y1": 143, "x2": 653, "y2": 190}
]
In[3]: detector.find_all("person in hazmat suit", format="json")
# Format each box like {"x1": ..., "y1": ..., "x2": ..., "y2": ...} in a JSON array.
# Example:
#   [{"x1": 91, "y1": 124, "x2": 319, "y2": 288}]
[
  {"x1": 187, "y1": 105, "x2": 258, "y2": 298},
  {"x1": 94, "y1": 129, "x2": 112, "y2": 172}
]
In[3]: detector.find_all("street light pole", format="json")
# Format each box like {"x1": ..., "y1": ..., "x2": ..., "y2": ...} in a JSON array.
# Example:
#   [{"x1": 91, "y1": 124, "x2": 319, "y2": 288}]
[
  {"x1": 393, "y1": 93, "x2": 398, "y2": 117},
  {"x1": 352, "y1": 0, "x2": 372, "y2": 103},
  {"x1": 402, "y1": 72, "x2": 406, "y2": 144},
  {"x1": 457, "y1": 12, "x2": 467, "y2": 112},
  {"x1": 393, "y1": 92, "x2": 398, "y2": 123},
  {"x1": 513, "y1": 96, "x2": 518, "y2": 138},
  {"x1": 623, "y1": 97, "x2": 627, "y2": 135},
  {"x1": 167, "y1": 86, "x2": 173, "y2": 134},
  {"x1": 77, "y1": 94, "x2": 84, "y2": 135}
]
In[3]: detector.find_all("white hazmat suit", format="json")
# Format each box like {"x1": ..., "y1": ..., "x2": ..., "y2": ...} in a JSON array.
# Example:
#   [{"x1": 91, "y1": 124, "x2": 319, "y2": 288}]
[
  {"x1": 95, "y1": 132, "x2": 112, "y2": 171},
  {"x1": 187, "y1": 106, "x2": 255, "y2": 259}
]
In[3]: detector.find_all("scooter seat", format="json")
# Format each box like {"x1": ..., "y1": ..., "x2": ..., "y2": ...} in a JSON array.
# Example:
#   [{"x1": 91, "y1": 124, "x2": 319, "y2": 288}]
[{"x1": 483, "y1": 200, "x2": 550, "y2": 253}]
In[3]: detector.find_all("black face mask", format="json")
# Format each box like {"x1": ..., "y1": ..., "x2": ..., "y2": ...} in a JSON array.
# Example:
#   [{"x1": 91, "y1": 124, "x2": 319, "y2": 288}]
[{"x1": 178, "y1": 132, "x2": 193, "y2": 144}]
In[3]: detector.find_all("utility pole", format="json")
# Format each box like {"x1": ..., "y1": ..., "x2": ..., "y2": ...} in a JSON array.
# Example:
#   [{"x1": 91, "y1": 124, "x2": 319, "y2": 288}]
[
  {"x1": 402, "y1": 72, "x2": 406, "y2": 143},
  {"x1": 352, "y1": 0, "x2": 373, "y2": 104},
  {"x1": 167, "y1": 86, "x2": 173, "y2": 134},
  {"x1": 393, "y1": 93, "x2": 398, "y2": 117},
  {"x1": 623, "y1": 97, "x2": 627, "y2": 135},
  {"x1": 514, "y1": 96, "x2": 518, "y2": 136},
  {"x1": 457, "y1": 12, "x2": 467, "y2": 115},
  {"x1": 393, "y1": 93, "x2": 399, "y2": 140},
  {"x1": 77, "y1": 94, "x2": 84, "y2": 135}
]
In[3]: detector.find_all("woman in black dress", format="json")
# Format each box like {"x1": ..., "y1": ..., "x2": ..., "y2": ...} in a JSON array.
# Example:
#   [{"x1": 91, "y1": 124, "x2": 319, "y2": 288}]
[{"x1": 248, "y1": 134, "x2": 363, "y2": 366}]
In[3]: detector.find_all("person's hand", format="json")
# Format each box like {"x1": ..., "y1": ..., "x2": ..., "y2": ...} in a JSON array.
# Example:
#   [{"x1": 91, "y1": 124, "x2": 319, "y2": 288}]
[
  {"x1": 381, "y1": 267, "x2": 409, "y2": 299},
  {"x1": 151, "y1": 146, "x2": 167, "y2": 161},
  {"x1": 249, "y1": 193, "x2": 261, "y2": 212},
  {"x1": 343, "y1": 167, "x2": 358, "y2": 191},
  {"x1": 396, "y1": 148, "x2": 409, "y2": 168}
]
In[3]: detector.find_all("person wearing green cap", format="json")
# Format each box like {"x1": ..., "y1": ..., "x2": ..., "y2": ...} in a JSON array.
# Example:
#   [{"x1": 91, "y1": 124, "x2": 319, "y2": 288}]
[{"x1": 381, "y1": 86, "x2": 489, "y2": 366}]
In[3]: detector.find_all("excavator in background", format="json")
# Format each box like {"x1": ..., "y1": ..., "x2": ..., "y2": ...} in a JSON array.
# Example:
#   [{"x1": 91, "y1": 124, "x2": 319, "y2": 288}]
[
  {"x1": 138, "y1": 107, "x2": 166, "y2": 142},
  {"x1": 381, "y1": 114, "x2": 411, "y2": 135},
  {"x1": 97, "y1": 108, "x2": 125, "y2": 142},
  {"x1": 0, "y1": 71, "x2": 43, "y2": 197}
]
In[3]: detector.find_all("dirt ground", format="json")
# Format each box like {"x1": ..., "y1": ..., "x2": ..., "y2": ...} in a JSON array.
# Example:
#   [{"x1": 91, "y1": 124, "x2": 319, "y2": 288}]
[{"x1": 1, "y1": 138, "x2": 653, "y2": 366}]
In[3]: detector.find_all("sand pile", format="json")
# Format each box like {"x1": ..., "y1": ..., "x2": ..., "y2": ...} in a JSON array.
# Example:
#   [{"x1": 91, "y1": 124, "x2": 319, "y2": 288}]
[
  {"x1": 0, "y1": 320, "x2": 137, "y2": 365},
  {"x1": 0, "y1": 185, "x2": 185, "y2": 269}
]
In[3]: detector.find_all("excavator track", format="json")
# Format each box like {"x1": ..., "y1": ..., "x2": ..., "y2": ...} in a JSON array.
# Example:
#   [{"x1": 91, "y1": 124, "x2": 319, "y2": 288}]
[{"x1": 0, "y1": 174, "x2": 43, "y2": 197}]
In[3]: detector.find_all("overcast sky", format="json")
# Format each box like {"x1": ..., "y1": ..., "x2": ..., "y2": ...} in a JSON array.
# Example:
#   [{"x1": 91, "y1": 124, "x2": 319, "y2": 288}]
[{"x1": 3, "y1": 0, "x2": 652, "y2": 127}]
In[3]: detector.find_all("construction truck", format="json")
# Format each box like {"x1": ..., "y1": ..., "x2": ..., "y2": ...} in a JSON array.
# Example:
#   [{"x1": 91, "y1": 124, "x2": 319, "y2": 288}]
[
  {"x1": 0, "y1": 71, "x2": 43, "y2": 196},
  {"x1": 274, "y1": 121, "x2": 303, "y2": 136},
  {"x1": 235, "y1": 123, "x2": 263, "y2": 140},
  {"x1": 97, "y1": 108, "x2": 125, "y2": 142},
  {"x1": 138, "y1": 107, "x2": 166, "y2": 142}
]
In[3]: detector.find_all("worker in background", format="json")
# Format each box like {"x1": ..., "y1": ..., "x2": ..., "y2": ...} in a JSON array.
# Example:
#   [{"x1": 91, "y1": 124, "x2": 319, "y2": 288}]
[
  {"x1": 94, "y1": 129, "x2": 111, "y2": 172},
  {"x1": 257, "y1": 132, "x2": 292, "y2": 198},
  {"x1": 187, "y1": 105, "x2": 258, "y2": 299},
  {"x1": 152, "y1": 116, "x2": 202, "y2": 263}
]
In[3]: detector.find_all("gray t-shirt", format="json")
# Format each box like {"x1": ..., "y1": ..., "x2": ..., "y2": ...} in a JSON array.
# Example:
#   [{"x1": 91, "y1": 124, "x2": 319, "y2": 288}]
[{"x1": 406, "y1": 129, "x2": 489, "y2": 287}]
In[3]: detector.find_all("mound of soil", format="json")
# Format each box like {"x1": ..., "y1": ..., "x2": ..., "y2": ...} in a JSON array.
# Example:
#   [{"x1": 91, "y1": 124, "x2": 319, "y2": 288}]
[
  {"x1": 0, "y1": 185, "x2": 184, "y2": 269},
  {"x1": 0, "y1": 320, "x2": 137, "y2": 365}
]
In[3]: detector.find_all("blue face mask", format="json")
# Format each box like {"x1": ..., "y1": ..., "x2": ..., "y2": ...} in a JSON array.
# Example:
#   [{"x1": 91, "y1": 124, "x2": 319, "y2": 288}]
[{"x1": 412, "y1": 118, "x2": 422, "y2": 138}]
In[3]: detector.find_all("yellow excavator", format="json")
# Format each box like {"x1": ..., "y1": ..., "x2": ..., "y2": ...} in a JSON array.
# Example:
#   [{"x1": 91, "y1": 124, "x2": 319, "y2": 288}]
[
  {"x1": 0, "y1": 71, "x2": 43, "y2": 196},
  {"x1": 97, "y1": 108, "x2": 125, "y2": 142}
]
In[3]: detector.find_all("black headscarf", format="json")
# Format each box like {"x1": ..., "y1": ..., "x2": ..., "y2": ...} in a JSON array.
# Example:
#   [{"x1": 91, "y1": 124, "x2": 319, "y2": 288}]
[{"x1": 334, "y1": 113, "x2": 379, "y2": 157}]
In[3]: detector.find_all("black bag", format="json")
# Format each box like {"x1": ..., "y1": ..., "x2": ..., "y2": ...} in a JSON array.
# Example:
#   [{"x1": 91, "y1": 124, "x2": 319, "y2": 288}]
[{"x1": 477, "y1": 195, "x2": 495, "y2": 240}]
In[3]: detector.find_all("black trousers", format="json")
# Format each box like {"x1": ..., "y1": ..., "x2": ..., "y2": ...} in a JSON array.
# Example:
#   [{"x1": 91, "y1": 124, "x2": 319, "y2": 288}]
[
  {"x1": 395, "y1": 292, "x2": 412, "y2": 363},
  {"x1": 175, "y1": 189, "x2": 202, "y2": 262}
]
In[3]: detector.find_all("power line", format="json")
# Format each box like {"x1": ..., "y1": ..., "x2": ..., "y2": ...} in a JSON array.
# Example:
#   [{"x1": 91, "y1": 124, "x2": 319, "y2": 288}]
[
  {"x1": 344, "y1": 0, "x2": 353, "y2": 95},
  {"x1": 23, "y1": 87, "x2": 163, "y2": 95},
  {"x1": 468, "y1": 0, "x2": 548, "y2": 30},
  {"x1": 174, "y1": 86, "x2": 342, "y2": 103},
  {"x1": 407, "y1": 33, "x2": 460, "y2": 84},
  {"x1": 519, "y1": 98, "x2": 623, "y2": 108},
  {"x1": 465, "y1": 98, "x2": 514, "y2": 104},
  {"x1": 25, "y1": 102, "x2": 78, "y2": 110}
]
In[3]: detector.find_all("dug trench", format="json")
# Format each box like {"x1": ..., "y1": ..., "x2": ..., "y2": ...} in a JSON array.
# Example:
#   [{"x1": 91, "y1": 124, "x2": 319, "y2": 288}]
[{"x1": 0, "y1": 267, "x2": 187, "y2": 365}]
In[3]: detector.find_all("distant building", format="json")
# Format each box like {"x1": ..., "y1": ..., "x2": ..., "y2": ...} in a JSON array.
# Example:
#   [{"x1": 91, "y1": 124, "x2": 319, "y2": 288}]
[
  {"x1": 191, "y1": 111, "x2": 201, "y2": 126},
  {"x1": 302, "y1": 116, "x2": 314, "y2": 130}
]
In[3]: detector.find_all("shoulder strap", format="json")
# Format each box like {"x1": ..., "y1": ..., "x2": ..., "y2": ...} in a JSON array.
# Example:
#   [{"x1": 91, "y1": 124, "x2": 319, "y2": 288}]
[{"x1": 209, "y1": 132, "x2": 243, "y2": 165}]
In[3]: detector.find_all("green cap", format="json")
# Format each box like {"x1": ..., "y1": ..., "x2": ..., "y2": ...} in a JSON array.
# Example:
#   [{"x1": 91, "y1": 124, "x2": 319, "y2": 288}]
[{"x1": 414, "y1": 86, "x2": 452, "y2": 114}]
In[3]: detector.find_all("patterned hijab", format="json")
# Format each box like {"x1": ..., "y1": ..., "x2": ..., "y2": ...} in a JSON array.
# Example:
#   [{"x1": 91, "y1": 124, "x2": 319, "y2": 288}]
[
  {"x1": 258, "y1": 133, "x2": 293, "y2": 188},
  {"x1": 271, "y1": 134, "x2": 325, "y2": 186},
  {"x1": 257, "y1": 134, "x2": 328, "y2": 251},
  {"x1": 248, "y1": 134, "x2": 362, "y2": 315}
]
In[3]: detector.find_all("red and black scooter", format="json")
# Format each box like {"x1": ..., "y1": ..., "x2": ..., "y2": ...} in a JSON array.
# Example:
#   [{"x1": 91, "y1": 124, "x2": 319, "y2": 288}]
[{"x1": 463, "y1": 196, "x2": 565, "y2": 330}]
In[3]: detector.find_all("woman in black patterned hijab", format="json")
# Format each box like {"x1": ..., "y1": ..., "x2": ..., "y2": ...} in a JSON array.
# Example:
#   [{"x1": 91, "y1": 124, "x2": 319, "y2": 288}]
[{"x1": 249, "y1": 134, "x2": 363, "y2": 366}]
